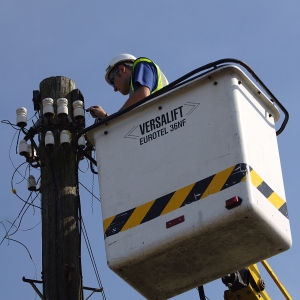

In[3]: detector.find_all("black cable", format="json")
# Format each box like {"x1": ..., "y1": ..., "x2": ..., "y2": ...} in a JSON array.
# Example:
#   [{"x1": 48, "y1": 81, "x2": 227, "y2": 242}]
[
  {"x1": 78, "y1": 157, "x2": 89, "y2": 173},
  {"x1": 3, "y1": 219, "x2": 41, "y2": 232},
  {"x1": 76, "y1": 158, "x2": 84, "y2": 300},
  {"x1": 0, "y1": 192, "x2": 33, "y2": 245},
  {"x1": 1, "y1": 119, "x2": 23, "y2": 130},
  {"x1": 6, "y1": 193, "x2": 40, "y2": 238},
  {"x1": 197, "y1": 286, "x2": 206, "y2": 300},
  {"x1": 76, "y1": 155, "x2": 106, "y2": 299},
  {"x1": 10, "y1": 162, "x2": 41, "y2": 209},
  {"x1": 15, "y1": 127, "x2": 22, "y2": 154},
  {"x1": 90, "y1": 160, "x2": 98, "y2": 174},
  {"x1": 79, "y1": 182, "x2": 100, "y2": 202},
  {"x1": 73, "y1": 58, "x2": 289, "y2": 161},
  {"x1": 15, "y1": 163, "x2": 29, "y2": 185},
  {"x1": 9, "y1": 131, "x2": 27, "y2": 179},
  {"x1": 8, "y1": 238, "x2": 37, "y2": 275},
  {"x1": 0, "y1": 222, "x2": 9, "y2": 241},
  {"x1": 81, "y1": 217, "x2": 106, "y2": 300}
]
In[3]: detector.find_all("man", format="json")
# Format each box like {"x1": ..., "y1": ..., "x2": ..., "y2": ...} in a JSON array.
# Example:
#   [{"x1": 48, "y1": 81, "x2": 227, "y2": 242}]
[{"x1": 86, "y1": 54, "x2": 168, "y2": 119}]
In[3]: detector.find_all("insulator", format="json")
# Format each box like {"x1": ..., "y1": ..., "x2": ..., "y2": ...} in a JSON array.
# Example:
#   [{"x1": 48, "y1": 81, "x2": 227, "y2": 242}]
[
  {"x1": 27, "y1": 175, "x2": 37, "y2": 191},
  {"x1": 19, "y1": 139, "x2": 28, "y2": 156},
  {"x1": 57, "y1": 98, "x2": 68, "y2": 117},
  {"x1": 45, "y1": 131, "x2": 54, "y2": 148},
  {"x1": 60, "y1": 130, "x2": 70, "y2": 146},
  {"x1": 73, "y1": 100, "x2": 85, "y2": 120},
  {"x1": 16, "y1": 107, "x2": 27, "y2": 127},
  {"x1": 78, "y1": 136, "x2": 86, "y2": 149},
  {"x1": 42, "y1": 98, "x2": 54, "y2": 118}
]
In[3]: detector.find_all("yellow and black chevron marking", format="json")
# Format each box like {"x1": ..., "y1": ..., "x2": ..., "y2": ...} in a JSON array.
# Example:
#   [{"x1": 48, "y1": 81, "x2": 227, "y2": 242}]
[
  {"x1": 249, "y1": 166, "x2": 288, "y2": 219},
  {"x1": 104, "y1": 163, "x2": 288, "y2": 238}
]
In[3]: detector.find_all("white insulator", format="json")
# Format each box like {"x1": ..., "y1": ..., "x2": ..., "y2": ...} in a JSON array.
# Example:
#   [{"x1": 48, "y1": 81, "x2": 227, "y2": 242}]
[
  {"x1": 78, "y1": 136, "x2": 86, "y2": 149},
  {"x1": 45, "y1": 131, "x2": 54, "y2": 148},
  {"x1": 42, "y1": 98, "x2": 54, "y2": 118},
  {"x1": 27, "y1": 175, "x2": 37, "y2": 191},
  {"x1": 16, "y1": 107, "x2": 27, "y2": 127},
  {"x1": 57, "y1": 98, "x2": 68, "y2": 117},
  {"x1": 60, "y1": 130, "x2": 70, "y2": 146},
  {"x1": 27, "y1": 144, "x2": 36, "y2": 158},
  {"x1": 19, "y1": 139, "x2": 28, "y2": 156},
  {"x1": 73, "y1": 100, "x2": 85, "y2": 120}
]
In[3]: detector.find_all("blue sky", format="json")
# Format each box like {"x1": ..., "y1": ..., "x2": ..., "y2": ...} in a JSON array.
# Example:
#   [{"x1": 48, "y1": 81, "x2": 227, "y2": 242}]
[{"x1": 1, "y1": 1, "x2": 299, "y2": 299}]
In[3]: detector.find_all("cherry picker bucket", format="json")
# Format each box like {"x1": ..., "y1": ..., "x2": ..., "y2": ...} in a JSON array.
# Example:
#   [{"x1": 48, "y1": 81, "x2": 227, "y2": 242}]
[{"x1": 85, "y1": 61, "x2": 291, "y2": 300}]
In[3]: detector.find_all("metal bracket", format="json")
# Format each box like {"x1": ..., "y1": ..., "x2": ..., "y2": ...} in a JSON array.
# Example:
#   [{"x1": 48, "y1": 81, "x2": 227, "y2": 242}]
[
  {"x1": 22, "y1": 276, "x2": 103, "y2": 300},
  {"x1": 22, "y1": 277, "x2": 44, "y2": 300}
]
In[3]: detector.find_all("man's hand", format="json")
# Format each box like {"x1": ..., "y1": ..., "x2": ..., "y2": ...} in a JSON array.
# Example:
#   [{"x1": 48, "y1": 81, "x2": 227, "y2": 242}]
[{"x1": 86, "y1": 106, "x2": 108, "y2": 118}]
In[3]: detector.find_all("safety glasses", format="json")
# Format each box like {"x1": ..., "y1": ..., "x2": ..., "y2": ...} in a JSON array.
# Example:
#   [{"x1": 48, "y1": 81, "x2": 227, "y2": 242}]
[{"x1": 109, "y1": 68, "x2": 120, "y2": 87}]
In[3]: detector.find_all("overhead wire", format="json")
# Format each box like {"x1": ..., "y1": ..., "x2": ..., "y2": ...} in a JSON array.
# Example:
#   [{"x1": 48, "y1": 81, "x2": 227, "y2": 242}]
[
  {"x1": 76, "y1": 157, "x2": 106, "y2": 299},
  {"x1": 78, "y1": 157, "x2": 90, "y2": 173},
  {"x1": 76, "y1": 158, "x2": 85, "y2": 300},
  {"x1": 8, "y1": 130, "x2": 27, "y2": 179},
  {"x1": 4, "y1": 193, "x2": 40, "y2": 239},
  {"x1": 8, "y1": 238, "x2": 38, "y2": 279},
  {"x1": 81, "y1": 217, "x2": 106, "y2": 300},
  {"x1": 10, "y1": 162, "x2": 41, "y2": 209},
  {"x1": 91, "y1": 172, "x2": 95, "y2": 212},
  {"x1": 0, "y1": 192, "x2": 40, "y2": 245},
  {"x1": 79, "y1": 181, "x2": 100, "y2": 202},
  {"x1": 3, "y1": 219, "x2": 41, "y2": 232},
  {"x1": 3, "y1": 108, "x2": 106, "y2": 299},
  {"x1": 15, "y1": 163, "x2": 30, "y2": 185},
  {"x1": 1, "y1": 119, "x2": 23, "y2": 130}
]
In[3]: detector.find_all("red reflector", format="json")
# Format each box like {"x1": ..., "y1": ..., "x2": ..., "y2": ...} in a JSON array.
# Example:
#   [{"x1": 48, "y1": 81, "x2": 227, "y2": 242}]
[
  {"x1": 225, "y1": 196, "x2": 242, "y2": 210},
  {"x1": 166, "y1": 215, "x2": 185, "y2": 228}
]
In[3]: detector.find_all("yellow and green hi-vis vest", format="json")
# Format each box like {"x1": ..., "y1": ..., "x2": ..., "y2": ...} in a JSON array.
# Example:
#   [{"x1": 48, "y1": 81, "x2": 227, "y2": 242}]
[{"x1": 130, "y1": 57, "x2": 168, "y2": 95}]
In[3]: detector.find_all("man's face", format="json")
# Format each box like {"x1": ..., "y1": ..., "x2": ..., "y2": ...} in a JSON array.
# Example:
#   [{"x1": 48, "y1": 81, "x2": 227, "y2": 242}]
[{"x1": 110, "y1": 65, "x2": 131, "y2": 95}]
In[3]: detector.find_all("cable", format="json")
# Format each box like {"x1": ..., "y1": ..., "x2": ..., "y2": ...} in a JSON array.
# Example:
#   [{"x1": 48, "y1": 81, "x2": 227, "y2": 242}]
[
  {"x1": 91, "y1": 173, "x2": 95, "y2": 212},
  {"x1": 15, "y1": 163, "x2": 29, "y2": 185},
  {"x1": 0, "y1": 192, "x2": 38, "y2": 245},
  {"x1": 8, "y1": 238, "x2": 37, "y2": 278},
  {"x1": 73, "y1": 58, "x2": 289, "y2": 162},
  {"x1": 1, "y1": 119, "x2": 23, "y2": 130},
  {"x1": 10, "y1": 163, "x2": 41, "y2": 209},
  {"x1": 79, "y1": 181, "x2": 100, "y2": 202},
  {"x1": 5, "y1": 193, "x2": 40, "y2": 239},
  {"x1": 81, "y1": 217, "x2": 106, "y2": 300},
  {"x1": 76, "y1": 158, "x2": 85, "y2": 300},
  {"x1": 9, "y1": 130, "x2": 27, "y2": 179},
  {"x1": 78, "y1": 157, "x2": 89, "y2": 173},
  {"x1": 3, "y1": 219, "x2": 41, "y2": 232}
]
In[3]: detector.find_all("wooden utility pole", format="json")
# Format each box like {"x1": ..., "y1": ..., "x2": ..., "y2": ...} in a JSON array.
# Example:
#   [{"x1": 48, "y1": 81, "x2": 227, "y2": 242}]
[{"x1": 39, "y1": 76, "x2": 83, "y2": 300}]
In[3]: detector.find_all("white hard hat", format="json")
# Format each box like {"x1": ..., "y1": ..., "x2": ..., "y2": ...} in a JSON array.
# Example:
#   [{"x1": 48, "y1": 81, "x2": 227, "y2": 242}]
[{"x1": 105, "y1": 53, "x2": 136, "y2": 85}]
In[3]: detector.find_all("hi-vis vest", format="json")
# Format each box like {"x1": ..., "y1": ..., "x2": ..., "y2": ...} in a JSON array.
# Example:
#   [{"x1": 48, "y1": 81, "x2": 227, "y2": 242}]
[{"x1": 130, "y1": 57, "x2": 168, "y2": 95}]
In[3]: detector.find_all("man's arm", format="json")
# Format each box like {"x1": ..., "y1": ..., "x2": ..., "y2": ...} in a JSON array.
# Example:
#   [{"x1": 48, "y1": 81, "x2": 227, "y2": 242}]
[
  {"x1": 86, "y1": 86, "x2": 150, "y2": 118},
  {"x1": 120, "y1": 86, "x2": 150, "y2": 110},
  {"x1": 86, "y1": 106, "x2": 107, "y2": 118}
]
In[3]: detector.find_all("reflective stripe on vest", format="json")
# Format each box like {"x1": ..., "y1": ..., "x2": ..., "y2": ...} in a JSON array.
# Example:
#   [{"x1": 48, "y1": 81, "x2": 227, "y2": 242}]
[{"x1": 130, "y1": 57, "x2": 168, "y2": 95}]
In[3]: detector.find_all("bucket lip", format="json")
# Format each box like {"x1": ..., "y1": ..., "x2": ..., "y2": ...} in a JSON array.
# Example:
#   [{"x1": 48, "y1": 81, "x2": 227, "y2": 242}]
[
  {"x1": 85, "y1": 64, "x2": 280, "y2": 145},
  {"x1": 73, "y1": 58, "x2": 288, "y2": 157}
]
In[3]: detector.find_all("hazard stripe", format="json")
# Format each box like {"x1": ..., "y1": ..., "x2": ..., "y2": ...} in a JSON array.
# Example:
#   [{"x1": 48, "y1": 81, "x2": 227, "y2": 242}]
[
  {"x1": 121, "y1": 200, "x2": 155, "y2": 232},
  {"x1": 161, "y1": 183, "x2": 194, "y2": 215},
  {"x1": 249, "y1": 168, "x2": 288, "y2": 218},
  {"x1": 104, "y1": 163, "x2": 287, "y2": 237}
]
